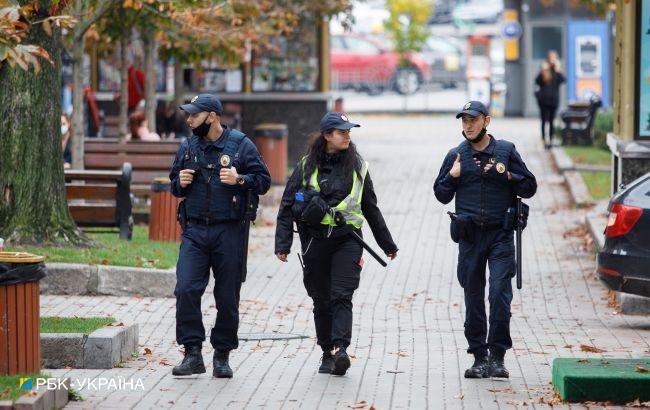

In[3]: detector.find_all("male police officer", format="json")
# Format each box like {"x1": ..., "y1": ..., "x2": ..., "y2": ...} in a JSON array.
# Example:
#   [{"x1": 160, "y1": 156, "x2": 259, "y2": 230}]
[
  {"x1": 433, "y1": 101, "x2": 536, "y2": 379},
  {"x1": 170, "y1": 94, "x2": 270, "y2": 378}
]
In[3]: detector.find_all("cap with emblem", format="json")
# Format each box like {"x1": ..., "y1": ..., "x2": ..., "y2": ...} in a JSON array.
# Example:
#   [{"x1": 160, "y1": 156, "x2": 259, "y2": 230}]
[
  {"x1": 455, "y1": 100, "x2": 489, "y2": 119},
  {"x1": 319, "y1": 112, "x2": 361, "y2": 132},
  {"x1": 179, "y1": 94, "x2": 223, "y2": 116}
]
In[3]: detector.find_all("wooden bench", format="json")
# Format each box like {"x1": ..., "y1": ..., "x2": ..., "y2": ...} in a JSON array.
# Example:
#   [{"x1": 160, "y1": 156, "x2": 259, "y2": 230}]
[
  {"x1": 84, "y1": 138, "x2": 181, "y2": 197},
  {"x1": 64, "y1": 163, "x2": 133, "y2": 240}
]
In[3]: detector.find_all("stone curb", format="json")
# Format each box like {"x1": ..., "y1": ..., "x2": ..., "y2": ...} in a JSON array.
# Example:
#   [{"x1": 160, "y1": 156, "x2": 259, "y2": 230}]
[
  {"x1": 584, "y1": 213, "x2": 606, "y2": 251},
  {"x1": 41, "y1": 324, "x2": 139, "y2": 369},
  {"x1": 550, "y1": 146, "x2": 575, "y2": 172},
  {"x1": 4, "y1": 377, "x2": 69, "y2": 410},
  {"x1": 42, "y1": 263, "x2": 175, "y2": 298},
  {"x1": 564, "y1": 170, "x2": 594, "y2": 207}
]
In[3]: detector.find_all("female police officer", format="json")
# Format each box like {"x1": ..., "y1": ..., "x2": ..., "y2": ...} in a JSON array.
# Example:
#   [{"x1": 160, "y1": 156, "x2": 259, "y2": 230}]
[{"x1": 275, "y1": 112, "x2": 398, "y2": 376}]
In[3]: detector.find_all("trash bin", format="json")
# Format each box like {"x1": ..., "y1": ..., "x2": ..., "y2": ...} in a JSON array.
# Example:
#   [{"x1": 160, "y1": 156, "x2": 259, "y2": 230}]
[
  {"x1": 149, "y1": 178, "x2": 182, "y2": 242},
  {"x1": 253, "y1": 123, "x2": 288, "y2": 185},
  {"x1": 0, "y1": 251, "x2": 46, "y2": 375}
]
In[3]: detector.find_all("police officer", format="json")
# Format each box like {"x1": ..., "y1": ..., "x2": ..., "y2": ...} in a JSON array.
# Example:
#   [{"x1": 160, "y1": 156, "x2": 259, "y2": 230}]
[
  {"x1": 275, "y1": 112, "x2": 398, "y2": 376},
  {"x1": 170, "y1": 94, "x2": 271, "y2": 378},
  {"x1": 433, "y1": 101, "x2": 537, "y2": 379}
]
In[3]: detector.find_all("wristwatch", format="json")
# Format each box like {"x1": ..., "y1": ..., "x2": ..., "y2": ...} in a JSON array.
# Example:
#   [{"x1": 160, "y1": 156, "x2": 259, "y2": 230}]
[{"x1": 236, "y1": 176, "x2": 246, "y2": 185}]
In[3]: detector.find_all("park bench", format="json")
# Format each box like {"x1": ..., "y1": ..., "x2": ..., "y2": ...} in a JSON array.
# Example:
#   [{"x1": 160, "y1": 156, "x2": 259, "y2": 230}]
[
  {"x1": 64, "y1": 163, "x2": 133, "y2": 240},
  {"x1": 84, "y1": 138, "x2": 181, "y2": 197},
  {"x1": 560, "y1": 95, "x2": 602, "y2": 146}
]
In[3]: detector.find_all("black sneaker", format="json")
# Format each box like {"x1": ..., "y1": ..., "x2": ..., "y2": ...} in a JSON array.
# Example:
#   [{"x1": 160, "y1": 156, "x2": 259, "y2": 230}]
[
  {"x1": 172, "y1": 345, "x2": 206, "y2": 376},
  {"x1": 319, "y1": 351, "x2": 334, "y2": 374},
  {"x1": 330, "y1": 347, "x2": 351, "y2": 376},
  {"x1": 488, "y1": 353, "x2": 509, "y2": 378},
  {"x1": 213, "y1": 350, "x2": 233, "y2": 378},
  {"x1": 464, "y1": 354, "x2": 489, "y2": 378}
]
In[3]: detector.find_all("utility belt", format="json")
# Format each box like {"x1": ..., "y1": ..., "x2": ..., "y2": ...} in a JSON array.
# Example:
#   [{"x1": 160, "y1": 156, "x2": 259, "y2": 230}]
[{"x1": 448, "y1": 203, "x2": 529, "y2": 243}]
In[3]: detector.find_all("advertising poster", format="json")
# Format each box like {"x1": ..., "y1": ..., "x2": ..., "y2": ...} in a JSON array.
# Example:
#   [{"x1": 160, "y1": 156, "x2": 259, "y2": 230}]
[{"x1": 639, "y1": 0, "x2": 650, "y2": 137}]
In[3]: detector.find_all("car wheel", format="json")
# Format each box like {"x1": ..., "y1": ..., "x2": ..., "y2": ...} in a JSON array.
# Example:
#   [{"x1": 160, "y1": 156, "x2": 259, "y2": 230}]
[{"x1": 393, "y1": 67, "x2": 421, "y2": 95}]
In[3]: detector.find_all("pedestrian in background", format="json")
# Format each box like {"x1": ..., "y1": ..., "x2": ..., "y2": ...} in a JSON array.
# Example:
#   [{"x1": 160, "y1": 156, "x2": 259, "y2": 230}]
[{"x1": 535, "y1": 50, "x2": 565, "y2": 149}]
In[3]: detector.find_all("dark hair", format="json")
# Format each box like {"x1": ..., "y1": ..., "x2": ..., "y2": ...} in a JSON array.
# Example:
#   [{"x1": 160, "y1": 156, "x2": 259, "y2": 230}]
[{"x1": 303, "y1": 129, "x2": 362, "y2": 179}]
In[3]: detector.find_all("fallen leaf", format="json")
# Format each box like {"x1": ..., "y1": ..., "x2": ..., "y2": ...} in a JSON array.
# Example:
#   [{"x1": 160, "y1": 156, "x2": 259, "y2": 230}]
[
  {"x1": 348, "y1": 401, "x2": 367, "y2": 409},
  {"x1": 115, "y1": 322, "x2": 124, "y2": 326},
  {"x1": 159, "y1": 360, "x2": 171, "y2": 366},
  {"x1": 386, "y1": 370, "x2": 404, "y2": 374},
  {"x1": 578, "y1": 359, "x2": 590, "y2": 363},
  {"x1": 144, "y1": 348, "x2": 152, "y2": 355},
  {"x1": 563, "y1": 344, "x2": 573, "y2": 348},
  {"x1": 369, "y1": 406, "x2": 377, "y2": 410},
  {"x1": 349, "y1": 354, "x2": 358, "y2": 359},
  {"x1": 580, "y1": 344, "x2": 606, "y2": 353},
  {"x1": 454, "y1": 394, "x2": 464, "y2": 400},
  {"x1": 635, "y1": 366, "x2": 649, "y2": 373},
  {"x1": 101, "y1": 259, "x2": 109, "y2": 265}
]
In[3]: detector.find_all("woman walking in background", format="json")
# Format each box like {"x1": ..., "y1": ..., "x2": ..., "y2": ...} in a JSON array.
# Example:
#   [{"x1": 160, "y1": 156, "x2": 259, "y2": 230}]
[{"x1": 535, "y1": 51, "x2": 565, "y2": 149}]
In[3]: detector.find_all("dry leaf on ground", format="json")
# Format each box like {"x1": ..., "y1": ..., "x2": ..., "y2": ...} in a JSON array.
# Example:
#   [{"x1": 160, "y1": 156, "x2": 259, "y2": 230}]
[{"x1": 580, "y1": 344, "x2": 606, "y2": 353}]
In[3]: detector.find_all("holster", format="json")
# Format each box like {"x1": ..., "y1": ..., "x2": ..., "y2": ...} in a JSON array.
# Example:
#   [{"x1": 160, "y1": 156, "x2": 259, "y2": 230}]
[
  {"x1": 448, "y1": 212, "x2": 475, "y2": 243},
  {"x1": 504, "y1": 202, "x2": 530, "y2": 231},
  {"x1": 177, "y1": 200, "x2": 187, "y2": 231}
]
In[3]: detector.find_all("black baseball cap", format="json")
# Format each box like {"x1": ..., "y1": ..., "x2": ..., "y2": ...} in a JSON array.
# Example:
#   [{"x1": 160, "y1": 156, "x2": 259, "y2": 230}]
[
  {"x1": 456, "y1": 101, "x2": 489, "y2": 119},
  {"x1": 179, "y1": 94, "x2": 223, "y2": 116},
  {"x1": 320, "y1": 112, "x2": 360, "y2": 132}
]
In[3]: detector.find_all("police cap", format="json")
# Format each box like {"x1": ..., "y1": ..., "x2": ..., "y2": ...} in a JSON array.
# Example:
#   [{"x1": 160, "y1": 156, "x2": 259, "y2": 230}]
[
  {"x1": 456, "y1": 101, "x2": 489, "y2": 119},
  {"x1": 320, "y1": 112, "x2": 360, "y2": 132},
  {"x1": 179, "y1": 94, "x2": 223, "y2": 116}
]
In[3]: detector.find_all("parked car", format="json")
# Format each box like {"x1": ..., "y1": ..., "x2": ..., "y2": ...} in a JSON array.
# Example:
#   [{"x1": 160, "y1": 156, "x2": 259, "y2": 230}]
[
  {"x1": 330, "y1": 33, "x2": 431, "y2": 95},
  {"x1": 598, "y1": 173, "x2": 650, "y2": 298},
  {"x1": 420, "y1": 35, "x2": 465, "y2": 88},
  {"x1": 452, "y1": 0, "x2": 503, "y2": 25}
]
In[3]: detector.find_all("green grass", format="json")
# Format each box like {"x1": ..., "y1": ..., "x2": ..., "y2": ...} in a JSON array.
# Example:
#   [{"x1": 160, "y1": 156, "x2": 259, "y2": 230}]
[
  {"x1": 564, "y1": 146, "x2": 611, "y2": 167},
  {"x1": 40, "y1": 316, "x2": 116, "y2": 334},
  {"x1": 11, "y1": 226, "x2": 179, "y2": 269},
  {"x1": 580, "y1": 171, "x2": 611, "y2": 200},
  {"x1": 0, "y1": 373, "x2": 46, "y2": 401}
]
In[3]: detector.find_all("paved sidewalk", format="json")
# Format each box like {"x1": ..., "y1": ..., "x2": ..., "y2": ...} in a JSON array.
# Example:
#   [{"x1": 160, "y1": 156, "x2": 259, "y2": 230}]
[{"x1": 43, "y1": 115, "x2": 650, "y2": 409}]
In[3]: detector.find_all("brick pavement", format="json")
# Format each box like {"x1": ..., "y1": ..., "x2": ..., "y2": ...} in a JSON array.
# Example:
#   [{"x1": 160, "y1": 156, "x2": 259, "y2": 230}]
[{"x1": 42, "y1": 115, "x2": 650, "y2": 409}]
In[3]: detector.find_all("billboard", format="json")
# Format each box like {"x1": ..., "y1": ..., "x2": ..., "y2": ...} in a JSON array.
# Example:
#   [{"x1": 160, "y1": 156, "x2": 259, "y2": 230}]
[{"x1": 638, "y1": 0, "x2": 650, "y2": 138}]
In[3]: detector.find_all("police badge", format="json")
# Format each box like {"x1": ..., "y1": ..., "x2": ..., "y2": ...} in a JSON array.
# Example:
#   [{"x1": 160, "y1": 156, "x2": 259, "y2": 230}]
[
  {"x1": 220, "y1": 154, "x2": 231, "y2": 167},
  {"x1": 496, "y1": 163, "x2": 506, "y2": 174}
]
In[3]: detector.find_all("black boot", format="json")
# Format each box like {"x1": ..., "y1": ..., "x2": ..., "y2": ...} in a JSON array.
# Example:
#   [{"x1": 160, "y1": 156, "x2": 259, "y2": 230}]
[
  {"x1": 213, "y1": 350, "x2": 233, "y2": 378},
  {"x1": 172, "y1": 345, "x2": 206, "y2": 376},
  {"x1": 464, "y1": 354, "x2": 489, "y2": 378},
  {"x1": 318, "y1": 350, "x2": 334, "y2": 374},
  {"x1": 488, "y1": 351, "x2": 509, "y2": 378},
  {"x1": 330, "y1": 347, "x2": 351, "y2": 376}
]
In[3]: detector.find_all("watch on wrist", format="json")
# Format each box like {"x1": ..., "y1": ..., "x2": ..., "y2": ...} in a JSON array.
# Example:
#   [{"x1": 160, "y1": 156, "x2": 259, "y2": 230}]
[{"x1": 237, "y1": 176, "x2": 246, "y2": 185}]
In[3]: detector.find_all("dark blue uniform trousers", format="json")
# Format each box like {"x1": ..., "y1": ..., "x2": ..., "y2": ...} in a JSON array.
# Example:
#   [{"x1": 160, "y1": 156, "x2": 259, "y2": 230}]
[
  {"x1": 457, "y1": 228, "x2": 515, "y2": 357},
  {"x1": 175, "y1": 220, "x2": 243, "y2": 352}
]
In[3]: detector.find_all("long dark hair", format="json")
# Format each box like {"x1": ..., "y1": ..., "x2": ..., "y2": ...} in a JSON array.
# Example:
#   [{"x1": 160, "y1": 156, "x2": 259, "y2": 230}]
[{"x1": 303, "y1": 129, "x2": 362, "y2": 179}]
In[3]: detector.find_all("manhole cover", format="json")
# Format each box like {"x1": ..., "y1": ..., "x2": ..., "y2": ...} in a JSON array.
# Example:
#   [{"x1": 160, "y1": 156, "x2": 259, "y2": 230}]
[{"x1": 238, "y1": 332, "x2": 307, "y2": 341}]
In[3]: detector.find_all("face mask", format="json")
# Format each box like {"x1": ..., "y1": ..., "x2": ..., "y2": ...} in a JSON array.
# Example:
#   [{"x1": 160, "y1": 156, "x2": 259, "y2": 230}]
[
  {"x1": 61, "y1": 125, "x2": 69, "y2": 135},
  {"x1": 462, "y1": 121, "x2": 487, "y2": 143},
  {"x1": 192, "y1": 116, "x2": 212, "y2": 138}
]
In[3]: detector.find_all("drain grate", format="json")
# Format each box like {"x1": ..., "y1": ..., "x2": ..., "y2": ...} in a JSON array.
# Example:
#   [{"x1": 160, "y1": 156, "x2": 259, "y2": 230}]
[{"x1": 238, "y1": 332, "x2": 308, "y2": 341}]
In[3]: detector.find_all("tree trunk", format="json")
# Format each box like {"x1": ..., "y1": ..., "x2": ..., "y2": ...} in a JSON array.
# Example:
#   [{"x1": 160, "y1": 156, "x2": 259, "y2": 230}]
[
  {"x1": 118, "y1": 36, "x2": 129, "y2": 141},
  {"x1": 71, "y1": 34, "x2": 86, "y2": 169},
  {"x1": 142, "y1": 29, "x2": 157, "y2": 133},
  {"x1": 0, "y1": 5, "x2": 92, "y2": 246},
  {"x1": 173, "y1": 59, "x2": 184, "y2": 109}
]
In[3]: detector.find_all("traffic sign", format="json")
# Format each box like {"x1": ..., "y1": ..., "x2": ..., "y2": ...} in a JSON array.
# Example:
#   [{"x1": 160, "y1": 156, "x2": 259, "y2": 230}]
[{"x1": 502, "y1": 21, "x2": 523, "y2": 40}]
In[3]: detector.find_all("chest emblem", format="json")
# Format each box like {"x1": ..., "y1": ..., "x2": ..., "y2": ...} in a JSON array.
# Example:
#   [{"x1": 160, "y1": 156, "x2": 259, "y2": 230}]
[
  {"x1": 220, "y1": 154, "x2": 231, "y2": 167},
  {"x1": 496, "y1": 162, "x2": 506, "y2": 174}
]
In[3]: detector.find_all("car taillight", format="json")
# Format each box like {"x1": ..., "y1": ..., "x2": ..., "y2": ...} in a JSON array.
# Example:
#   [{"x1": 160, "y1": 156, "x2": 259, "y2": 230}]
[{"x1": 605, "y1": 203, "x2": 643, "y2": 238}]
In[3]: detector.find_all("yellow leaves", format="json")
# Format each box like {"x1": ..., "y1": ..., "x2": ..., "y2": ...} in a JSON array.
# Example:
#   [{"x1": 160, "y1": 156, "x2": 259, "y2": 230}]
[{"x1": 580, "y1": 344, "x2": 607, "y2": 353}]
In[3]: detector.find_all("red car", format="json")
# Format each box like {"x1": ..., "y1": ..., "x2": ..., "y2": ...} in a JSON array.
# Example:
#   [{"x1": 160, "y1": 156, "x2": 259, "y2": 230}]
[{"x1": 331, "y1": 34, "x2": 431, "y2": 95}]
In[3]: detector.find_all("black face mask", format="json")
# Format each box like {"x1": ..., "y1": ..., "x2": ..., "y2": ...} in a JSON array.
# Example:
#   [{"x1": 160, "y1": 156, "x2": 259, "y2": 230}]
[
  {"x1": 462, "y1": 124, "x2": 487, "y2": 144},
  {"x1": 193, "y1": 117, "x2": 212, "y2": 139}
]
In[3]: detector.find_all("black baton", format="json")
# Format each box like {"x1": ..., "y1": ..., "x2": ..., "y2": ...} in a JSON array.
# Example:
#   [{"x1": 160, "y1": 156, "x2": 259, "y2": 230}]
[
  {"x1": 516, "y1": 197, "x2": 523, "y2": 290},
  {"x1": 351, "y1": 231, "x2": 387, "y2": 267}
]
